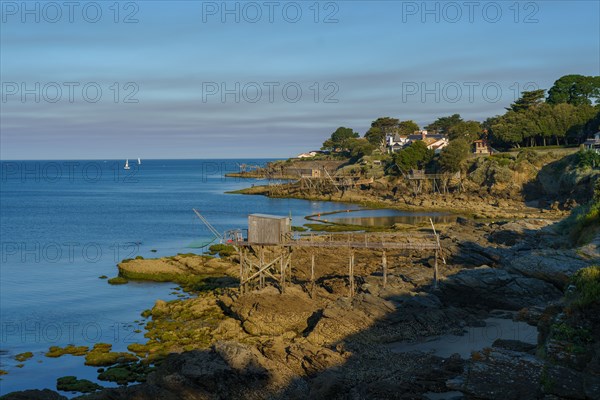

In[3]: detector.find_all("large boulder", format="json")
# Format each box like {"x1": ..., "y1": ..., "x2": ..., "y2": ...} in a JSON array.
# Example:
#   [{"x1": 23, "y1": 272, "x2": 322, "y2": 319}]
[
  {"x1": 438, "y1": 266, "x2": 562, "y2": 310},
  {"x1": 504, "y1": 249, "x2": 597, "y2": 288},
  {"x1": 229, "y1": 286, "x2": 319, "y2": 336}
]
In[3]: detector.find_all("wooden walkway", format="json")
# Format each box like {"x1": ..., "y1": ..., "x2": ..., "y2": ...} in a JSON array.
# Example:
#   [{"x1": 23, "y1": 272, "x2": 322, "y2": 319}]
[{"x1": 232, "y1": 232, "x2": 442, "y2": 297}]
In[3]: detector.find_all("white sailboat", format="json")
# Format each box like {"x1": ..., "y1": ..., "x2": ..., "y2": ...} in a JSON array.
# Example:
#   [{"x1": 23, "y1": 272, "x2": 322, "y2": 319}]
[
  {"x1": 124, "y1": 159, "x2": 131, "y2": 170},
  {"x1": 137, "y1": 158, "x2": 141, "y2": 165}
]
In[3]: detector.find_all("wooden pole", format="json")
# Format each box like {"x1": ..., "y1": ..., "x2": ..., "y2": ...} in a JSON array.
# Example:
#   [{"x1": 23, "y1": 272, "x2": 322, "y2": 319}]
[
  {"x1": 280, "y1": 247, "x2": 285, "y2": 293},
  {"x1": 382, "y1": 250, "x2": 387, "y2": 288},
  {"x1": 434, "y1": 249, "x2": 439, "y2": 289},
  {"x1": 259, "y1": 246, "x2": 264, "y2": 289},
  {"x1": 310, "y1": 252, "x2": 315, "y2": 297},
  {"x1": 239, "y1": 247, "x2": 244, "y2": 294},
  {"x1": 349, "y1": 251, "x2": 355, "y2": 297}
]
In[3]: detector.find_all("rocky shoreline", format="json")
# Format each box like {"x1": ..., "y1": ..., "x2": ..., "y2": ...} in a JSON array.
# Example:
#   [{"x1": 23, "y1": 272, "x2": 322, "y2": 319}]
[
  {"x1": 3, "y1": 216, "x2": 598, "y2": 400},
  {"x1": 231, "y1": 184, "x2": 567, "y2": 221}
]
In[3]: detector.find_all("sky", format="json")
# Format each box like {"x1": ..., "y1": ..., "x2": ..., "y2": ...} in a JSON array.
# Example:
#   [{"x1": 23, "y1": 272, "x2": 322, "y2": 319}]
[{"x1": 1, "y1": 0, "x2": 599, "y2": 159}]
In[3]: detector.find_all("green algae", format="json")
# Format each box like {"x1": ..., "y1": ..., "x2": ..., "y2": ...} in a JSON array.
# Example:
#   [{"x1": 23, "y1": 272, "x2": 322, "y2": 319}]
[
  {"x1": 84, "y1": 343, "x2": 138, "y2": 367},
  {"x1": 56, "y1": 376, "x2": 103, "y2": 393},
  {"x1": 97, "y1": 362, "x2": 155, "y2": 385},
  {"x1": 46, "y1": 345, "x2": 89, "y2": 358},
  {"x1": 107, "y1": 276, "x2": 129, "y2": 285},
  {"x1": 14, "y1": 352, "x2": 33, "y2": 362}
]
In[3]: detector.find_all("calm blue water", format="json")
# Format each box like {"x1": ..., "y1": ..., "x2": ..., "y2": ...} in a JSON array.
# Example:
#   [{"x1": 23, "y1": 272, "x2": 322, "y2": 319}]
[{"x1": 0, "y1": 159, "x2": 358, "y2": 395}]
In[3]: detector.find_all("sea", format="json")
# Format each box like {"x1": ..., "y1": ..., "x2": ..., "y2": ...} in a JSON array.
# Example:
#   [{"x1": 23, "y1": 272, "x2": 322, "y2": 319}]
[{"x1": 0, "y1": 159, "x2": 359, "y2": 396}]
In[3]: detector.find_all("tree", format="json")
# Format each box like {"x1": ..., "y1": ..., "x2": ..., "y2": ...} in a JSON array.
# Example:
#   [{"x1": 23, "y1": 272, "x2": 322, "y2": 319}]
[
  {"x1": 347, "y1": 138, "x2": 375, "y2": 159},
  {"x1": 447, "y1": 120, "x2": 482, "y2": 142},
  {"x1": 438, "y1": 139, "x2": 471, "y2": 172},
  {"x1": 507, "y1": 89, "x2": 546, "y2": 112},
  {"x1": 398, "y1": 120, "x2": 419, "y2": 135},
  {"x1": 425, "y1": 114, "x2": 463, "y2": 134},
  {"x1": 371, "y1": 117, "x2": 400, "y2": 132},
  {"x1": 365, "y1": 117, "x2": 400, "y2": 152},
  {"x1": 489, "y1": 111, "x2": 525, "y2": 147},
  {"x1": 548, "y1": 103, "x2": 576, "y2": 145},
  {"x1": 547, "y1": 74, "x2": 600, "y2": 106},
  {"x1": 322, "y1": 127, "x2": 359, "y2": 152},
  {"x1": 567, "y1": 104, "x2": 600, "y2": 143},
  {"x1": 391, "y1": 141, "x2": 434, "y2": 173}
]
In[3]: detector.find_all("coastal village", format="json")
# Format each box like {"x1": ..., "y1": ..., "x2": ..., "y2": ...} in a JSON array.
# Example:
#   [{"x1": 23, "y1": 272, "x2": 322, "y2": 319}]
[{"x1": 297, "y1": 129, "x2": 490, "y2": 158}]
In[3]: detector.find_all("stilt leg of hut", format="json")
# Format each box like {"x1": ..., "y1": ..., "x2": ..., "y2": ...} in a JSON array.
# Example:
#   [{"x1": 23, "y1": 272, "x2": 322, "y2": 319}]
[
  {"x1": 434, "y1": 249, "x2": 439, "y2": 289},
  {"x1": 239, "y1": 247, "x2": 244, "y2": 294},
  {"x1": 349, "y1": 251, "x2": 355, "y2": 297},
  {"x1": 310, "y1": 252, "x2": 315, "y2": 297},
  {"x1": 279, "y1": 247, "x2": 285, "y2": 293},
  {"x1": 259, "y1": 246, "x2": 265, "y2": 289},
  {"x1": 382, "y1": 250, "x2": 387, "y2": 288}
]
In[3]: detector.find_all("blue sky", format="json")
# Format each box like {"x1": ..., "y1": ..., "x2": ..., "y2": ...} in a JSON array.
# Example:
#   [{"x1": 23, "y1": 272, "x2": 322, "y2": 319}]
[{"x1": 1, "y1": 0, "x2": 599, "y2": 159}]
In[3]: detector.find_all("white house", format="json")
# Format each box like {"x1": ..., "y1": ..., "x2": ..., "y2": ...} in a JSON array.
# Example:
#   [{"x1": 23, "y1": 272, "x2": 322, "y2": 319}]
[
  {"x1": 296, "y1": 151, "x2": 319, "y2": 158},
  {"x1": 583, "y1": 132, "x2": 600, "y2": 154},
  {"x1": 387, "y1": 130, "x2": 449, "y2": 154},
  {"x1": 386, "y1": 133, "x2": 410, "y2": 153}
]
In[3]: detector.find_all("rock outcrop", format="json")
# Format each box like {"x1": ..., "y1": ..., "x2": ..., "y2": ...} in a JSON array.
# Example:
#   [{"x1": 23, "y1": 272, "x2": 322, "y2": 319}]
[{"x1": 438, "y1": 266, "x2": 562, "y2": 310}]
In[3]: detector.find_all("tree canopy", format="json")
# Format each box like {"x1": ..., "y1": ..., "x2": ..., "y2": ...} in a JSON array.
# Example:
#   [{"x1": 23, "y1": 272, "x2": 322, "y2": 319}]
[
  {"x1": 438, "y1": 139, "x2": 471, "y2": 172},
  {"x1": 347, "y1": 138, "x2": 375, "y2": 159},
  {"x1": 547, "y1": 75, "x2": 600, "y2": 106},
  {"x1": 506, "y1": 89, "x2": 545, "y2": 112},
  {"x1": 425, "y1": 114, "x2": 463, "y2": 134},
  {"x1": 398, "y1": 120, "x2": 419, "y2": 135},
  {"x1": 489, "y1": 93, "x2": 600, "y2": 148},
  {"x1": 391, "y1": 141, "x2": 434, "y2": 173},
  {"x1": 364, "y1": 117, "x2": 401, "y2": 151},
  {"x1": 322, "y1": 127, "x2": 359, "y2": 152},
  {"x1": 447, "y1": 120, "x2": 482, "y2": 142}
]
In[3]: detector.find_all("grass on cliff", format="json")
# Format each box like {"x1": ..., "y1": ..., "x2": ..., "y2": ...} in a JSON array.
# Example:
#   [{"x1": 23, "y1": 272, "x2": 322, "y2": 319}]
[
  {"x1": 557, "y1": 183, "x2": 600, "y2": 245},
  {"x1": 570, "y1": 265, "x2": 600, "y2": 308}
]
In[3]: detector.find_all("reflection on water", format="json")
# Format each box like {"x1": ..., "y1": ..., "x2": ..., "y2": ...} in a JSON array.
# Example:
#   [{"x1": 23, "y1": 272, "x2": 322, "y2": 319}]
[{"x1": 319, "y1": 209, "x2": 457, "y2": 226}]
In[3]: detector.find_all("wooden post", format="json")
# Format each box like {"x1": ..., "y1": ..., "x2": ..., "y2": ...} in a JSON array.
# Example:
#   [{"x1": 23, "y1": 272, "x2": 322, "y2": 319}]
[
  {"x1": 287, "y1": 248, "x2": 291, "y2": 287},
  {"x1": 434, "y1": 249, "x2": 439, "y2": 289},
  {"x1": 382, "y1": 250, "x2": 387, "y2": 288},
  {"x1": 280, "y1": 247, "x2": 285, "y2": 293},
  {"x1": 239, "y1": 247, "x2": 244, "y2": 294},
  {"x1": 259, "y1": 246, "x2": 265, "y2": 289},
  {"x1": 243, "y1": 248, "x2": 248, "y2": 293},
  {"x1": 349, "y1": 251, "x2": 355, "y2": 297},
  {"x1": 310, "y1": 252, "x2": 315, "y2": 297}
]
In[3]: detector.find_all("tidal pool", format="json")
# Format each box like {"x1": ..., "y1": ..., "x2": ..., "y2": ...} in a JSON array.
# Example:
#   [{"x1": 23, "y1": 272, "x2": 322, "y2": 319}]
[
  {"x1": 316, "y1": 209, "x2": 458, "y2": 227},
  {"x1": 389, "y1": 316, "x2": 537, "y2": 359}
]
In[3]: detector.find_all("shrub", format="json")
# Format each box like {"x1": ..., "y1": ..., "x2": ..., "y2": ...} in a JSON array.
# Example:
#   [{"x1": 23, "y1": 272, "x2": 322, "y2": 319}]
[
  {"x1": 577, "y1": 150, "x2": 600, "y2": 169},
  {"x1": 570, "y1": 265, "x2": 600, "y2": 308},
  {"x1": 438, "y1": 139, "x2": 471, "y2": 172},
  {"x1": 557, "y1": 192, "x2": 600, "y2": 245}
]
